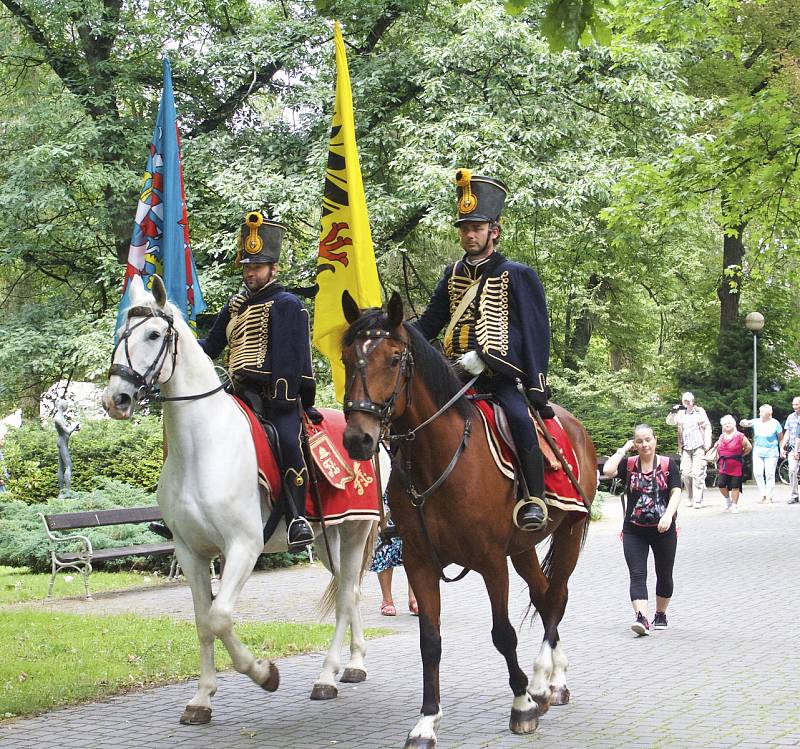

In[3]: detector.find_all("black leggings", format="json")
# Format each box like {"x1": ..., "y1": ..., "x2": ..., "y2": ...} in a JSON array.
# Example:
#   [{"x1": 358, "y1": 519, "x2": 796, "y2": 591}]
[{"x1": 622, "y1": 528, "x2": 677, "y2": 601}]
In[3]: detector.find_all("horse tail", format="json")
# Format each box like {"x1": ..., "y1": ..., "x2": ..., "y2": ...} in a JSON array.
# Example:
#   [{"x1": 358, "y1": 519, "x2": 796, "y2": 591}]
[{"x1": 318, "y1": 520, "x2": 378, "y2": 620}]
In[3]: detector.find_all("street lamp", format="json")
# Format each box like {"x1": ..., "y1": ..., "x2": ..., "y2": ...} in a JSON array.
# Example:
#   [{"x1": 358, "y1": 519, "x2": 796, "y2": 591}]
[{"x1": 745, "y1": 311, "x2": 765, "y2": 420}]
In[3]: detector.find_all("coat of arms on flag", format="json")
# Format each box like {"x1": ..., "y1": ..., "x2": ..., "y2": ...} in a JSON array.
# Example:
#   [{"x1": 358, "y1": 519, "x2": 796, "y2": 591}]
[
  {"x1": 117, "y1": 56, "x2": 206, "y2": 335},
  {"x1": 312, "y1": 22, "x2": 382, "y2": 403}
]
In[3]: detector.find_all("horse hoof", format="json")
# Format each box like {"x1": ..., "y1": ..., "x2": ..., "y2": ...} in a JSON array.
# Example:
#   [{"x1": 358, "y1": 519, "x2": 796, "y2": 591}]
[
  {"x1": 530, "y1": 692, "x2": 550, "y2": 715},
  {"x1": 259, "y1": 661, "x2": 280, "y2": 692},
  {"x1": 509, "y1": 705, "x2": 539, "y2": 734},
  {"x1": 340, "y1": 667, "x2": 367, "y2": 683},
  {"x1": 549, "y1": 686, "x2": 570, "y2": 705},
  {"x1": 403, "y1": 738, "x2": 436, "y2": 749},
  {"x1": 179, "y1": 705, "x2": 212, "y2": 725},
  {"x1": 310, "y1": 683, "x2": 338, "y2": 700}
]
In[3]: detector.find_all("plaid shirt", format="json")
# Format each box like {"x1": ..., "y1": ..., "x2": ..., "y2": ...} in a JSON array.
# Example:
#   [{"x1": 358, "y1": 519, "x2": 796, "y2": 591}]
[
  {"x1": 784, "y1": 412, "x2": 800, "y2": 450},
  {"x1": 681, "y1": 408, "x2": 707, "y2": 451}
]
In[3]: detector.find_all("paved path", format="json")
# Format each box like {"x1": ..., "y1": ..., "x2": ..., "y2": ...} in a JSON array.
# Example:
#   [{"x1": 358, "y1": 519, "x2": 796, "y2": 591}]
[{"x1": 3, "y1": 484, "x2": 799, "y2": 749}]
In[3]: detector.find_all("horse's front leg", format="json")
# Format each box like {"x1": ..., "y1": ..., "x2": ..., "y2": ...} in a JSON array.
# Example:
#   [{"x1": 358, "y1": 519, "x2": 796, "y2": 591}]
[
  {"x1": 207, "y1": 540, "x2": 279, "y2": 692},
  {"x1": 482, "y1": 557, "x2": 539, "y2": 735},
  {"x1": 338, "y1": 520, "x2": 374, "y2": 682},
  {"x1": 403, "y1": 558, "x2": 443, "y2": 749},
  {"x1": 174, "y1": 543, "x2": 217, "y2": 725}
]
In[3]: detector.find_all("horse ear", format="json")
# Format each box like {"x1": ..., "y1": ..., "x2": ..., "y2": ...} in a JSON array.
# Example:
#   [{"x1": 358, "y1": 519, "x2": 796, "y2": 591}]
[
  {"x1": 342, "y1": 290, "x2": 361, "y2": 325},
  {"x1": 387, "y1": 291, "x2": 404, "y2": 329},
  {"x1": 128, "y1": 274, "x2": 147, "y2": 303},
  {"x1": 151, "y1": 275, "x2": 168, "y2": 308}
]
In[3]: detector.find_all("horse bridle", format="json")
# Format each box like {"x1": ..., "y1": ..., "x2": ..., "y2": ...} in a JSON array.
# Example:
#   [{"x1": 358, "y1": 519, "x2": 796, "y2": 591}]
[
  {"x1": 109, "y1": 306, "x2": 178, "y2": 403},
  {"x1": 109, "y1": 306, "x2": 225, "y2": 403},
  {"x1": 343, "y1": 329, "x2": 414, "y2": 431},
  {"x1": 343, "y1": 323, "x2": 475, "y2": 583}
]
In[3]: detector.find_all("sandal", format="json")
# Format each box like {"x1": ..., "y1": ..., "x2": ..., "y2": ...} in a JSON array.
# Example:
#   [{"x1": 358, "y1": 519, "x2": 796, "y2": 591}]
[
  {"x1": 380, "y1": 600, "x2": 397, "y2": 617},
  {"x1": 409, "y1": 600, "x2": 419, "y2": 616}
]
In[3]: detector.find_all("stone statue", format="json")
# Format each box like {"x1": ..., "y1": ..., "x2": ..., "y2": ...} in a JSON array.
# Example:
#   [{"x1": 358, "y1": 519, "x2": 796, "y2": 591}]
[{"x1": 54, "y1": 399, "x2": 80, "y2": 498}]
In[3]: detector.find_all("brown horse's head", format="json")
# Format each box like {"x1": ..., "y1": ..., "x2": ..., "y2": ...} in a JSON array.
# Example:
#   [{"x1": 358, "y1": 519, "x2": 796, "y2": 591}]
[{"x1": 341, "y1": 290, "x2": 411, "y2": 460}]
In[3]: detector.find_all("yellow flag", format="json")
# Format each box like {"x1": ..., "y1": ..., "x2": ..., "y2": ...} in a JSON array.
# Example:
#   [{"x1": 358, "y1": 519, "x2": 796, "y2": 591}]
[{"x1": 313, "y1": 21, "x2": 382, "y2": 403}]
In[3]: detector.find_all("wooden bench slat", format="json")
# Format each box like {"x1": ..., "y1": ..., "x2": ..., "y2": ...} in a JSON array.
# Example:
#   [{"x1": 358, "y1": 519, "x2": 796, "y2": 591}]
[
  {"x1": 45, "y1": 506, "x2": 163, "y2": 530},
  {"x1": 57, "y1": 542, "x2": 175, "y2": 563}
]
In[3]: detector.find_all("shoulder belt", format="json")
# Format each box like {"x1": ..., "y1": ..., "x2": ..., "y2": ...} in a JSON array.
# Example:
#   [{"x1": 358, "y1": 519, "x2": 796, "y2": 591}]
[{"x1": 442, "y1": 280, "x2": 480, "y2": 354}]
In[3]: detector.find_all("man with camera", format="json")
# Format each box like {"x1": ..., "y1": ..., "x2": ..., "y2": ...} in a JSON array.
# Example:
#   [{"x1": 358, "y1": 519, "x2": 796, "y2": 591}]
[{"x1": 666, "y1": 392, "x2": 711, "y2": 508}]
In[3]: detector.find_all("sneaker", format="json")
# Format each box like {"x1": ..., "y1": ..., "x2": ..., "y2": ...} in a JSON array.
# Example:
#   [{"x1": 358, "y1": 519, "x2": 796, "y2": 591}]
[
  {"x1": 731, "y1": 505, "x2": 740, "y2": 514},
  {"x1": 653, "y1": 611, "x2": 668, "y2": 629},
  {"x1": 788, "y1": 498, "x2": 799, "y2": 505},
  {"x1": 723, "y1": 498, "x2": 731, "y2": 512},
  {"x1": 631, "y1": 612, "x2": 650, "y2": 636},
  {"x1": 693, "y1": 501, "x2": 703, "y2": 509}
]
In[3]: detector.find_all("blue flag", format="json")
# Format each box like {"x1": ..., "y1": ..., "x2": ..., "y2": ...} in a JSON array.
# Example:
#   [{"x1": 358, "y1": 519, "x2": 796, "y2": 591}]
[{"x1": 116, "y1": 56, "x2": 206, "y2": 334}]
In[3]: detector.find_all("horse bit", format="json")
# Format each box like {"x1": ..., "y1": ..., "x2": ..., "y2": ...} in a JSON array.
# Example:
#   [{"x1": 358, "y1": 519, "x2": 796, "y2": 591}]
[
  {"x1": 109, "y1": 306, "x2": 224, "y2": 403},
  {"x1": 343, "y1": 327, "x2": 476, "y2": 583}
]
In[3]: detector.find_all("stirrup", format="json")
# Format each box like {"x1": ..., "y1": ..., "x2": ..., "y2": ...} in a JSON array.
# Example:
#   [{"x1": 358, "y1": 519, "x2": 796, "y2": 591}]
[
  {"x1": 513, "y1": 496, "x2": 549, "y2": 532},
  {"x1": 287, "y1": 517, "x2": 314, "y2": 551}
]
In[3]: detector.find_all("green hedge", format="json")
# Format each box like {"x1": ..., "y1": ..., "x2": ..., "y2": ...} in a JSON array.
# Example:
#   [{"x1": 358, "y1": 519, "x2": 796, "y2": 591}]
[
  {"x1": 0, "y1": 477, "x2": 308, "y2": 573},
  {"x1": 2, "y1": 416, "x2": 163, "y2": 505},
  {"x1": 0, "y1": 480, "x2": 165, "y2": 573}
]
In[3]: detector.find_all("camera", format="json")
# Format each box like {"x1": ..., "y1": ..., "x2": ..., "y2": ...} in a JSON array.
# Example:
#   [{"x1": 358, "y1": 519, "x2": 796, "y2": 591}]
[{"x1": 670, "y1": 404, "x2": 686, "y2": 413}]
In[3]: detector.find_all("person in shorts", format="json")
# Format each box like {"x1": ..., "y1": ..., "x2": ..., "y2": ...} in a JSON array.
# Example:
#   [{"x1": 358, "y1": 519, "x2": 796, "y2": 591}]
[{"x1": 711, "y1": 415, "x2": 751, "y2": 513}]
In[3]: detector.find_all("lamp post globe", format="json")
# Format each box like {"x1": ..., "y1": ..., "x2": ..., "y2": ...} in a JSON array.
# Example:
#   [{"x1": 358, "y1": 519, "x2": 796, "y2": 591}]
[
  {"x1": 745, "y1": 311, "x2": 765, "y2": 333},
  {"x1": 744, "y1": 311, "x2": 764, "y2": 420}
]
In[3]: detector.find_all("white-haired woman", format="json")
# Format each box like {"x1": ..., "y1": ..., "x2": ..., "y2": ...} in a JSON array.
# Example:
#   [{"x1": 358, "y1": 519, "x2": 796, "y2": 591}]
[
  {"x1": 711, "y1": 415, "x2": 752, "y2": 513},
  {"x1": 740, "y1": 405, "x2": 783, "y2": 504}
]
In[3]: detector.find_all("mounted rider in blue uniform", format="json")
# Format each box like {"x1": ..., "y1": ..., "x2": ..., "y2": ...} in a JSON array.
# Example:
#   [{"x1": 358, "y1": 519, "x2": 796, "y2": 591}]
[
  {"x1": 200, "y1": 211, "x2": 316, "y2": 551},
  {"x1": 414, "y1": 170, "x2": 552, "y2": 532}
]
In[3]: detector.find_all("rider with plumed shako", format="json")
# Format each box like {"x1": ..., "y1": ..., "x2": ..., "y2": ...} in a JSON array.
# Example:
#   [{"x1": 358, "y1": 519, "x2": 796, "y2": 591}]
[
  {"x1": 415, "y1": 169, "x2": 552, "y2": 532},
  {"x1": 200, "y1": 211, "x2": 316, "y2": 551}
]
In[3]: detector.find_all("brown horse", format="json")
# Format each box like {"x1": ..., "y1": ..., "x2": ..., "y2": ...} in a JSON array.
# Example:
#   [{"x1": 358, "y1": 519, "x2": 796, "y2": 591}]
[{"x1": 340, "y1": 291, "x2": 596, "y2": 749}]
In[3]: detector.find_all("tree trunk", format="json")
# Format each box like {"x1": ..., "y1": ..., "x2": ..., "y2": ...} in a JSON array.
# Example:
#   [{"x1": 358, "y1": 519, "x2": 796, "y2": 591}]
[
  {"x1": 565, "y1": 274, "x2": 601, "y2": 370},
  {"x1": 717, "y1": 223, "x2": 746, "y2": 341}
]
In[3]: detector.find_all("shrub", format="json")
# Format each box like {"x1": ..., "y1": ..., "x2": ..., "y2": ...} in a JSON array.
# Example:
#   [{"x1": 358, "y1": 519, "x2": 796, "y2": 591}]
[
  {"x1": 2, "y1": 416, "x2": 163, "y2": 504},
  {"x1": 0, "y1": 479, "x2": 163, "y2": 573}
]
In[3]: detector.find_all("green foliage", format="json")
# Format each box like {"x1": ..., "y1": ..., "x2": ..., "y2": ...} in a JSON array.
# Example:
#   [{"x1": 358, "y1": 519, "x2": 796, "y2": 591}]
[
  {"x1": 2, "y1": 417, "x2": 163, "y2": 504},
  {"x1": 0, "y1": 480, "x2": 162, "y2": 572}
]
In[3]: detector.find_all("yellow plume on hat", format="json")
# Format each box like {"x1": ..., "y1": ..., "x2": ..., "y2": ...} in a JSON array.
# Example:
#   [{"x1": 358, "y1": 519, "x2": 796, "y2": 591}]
[{"x1": 455, "y1": 168, "x2": 477, "y2": 214}]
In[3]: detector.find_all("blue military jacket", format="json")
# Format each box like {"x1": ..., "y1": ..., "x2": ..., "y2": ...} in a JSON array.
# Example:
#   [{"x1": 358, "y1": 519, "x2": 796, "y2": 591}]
[
  {"x1": 415, "y1": 251, "x2": 550, "y2": 403},
  {"x1": 200, "y1": 282, "x2": 316, "y2": 409}
]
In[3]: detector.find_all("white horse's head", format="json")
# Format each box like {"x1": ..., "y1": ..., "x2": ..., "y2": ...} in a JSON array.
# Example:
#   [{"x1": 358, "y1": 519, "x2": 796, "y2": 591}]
[{"x1": 102, "y1": 275, "x2": 179, "y2": 420}]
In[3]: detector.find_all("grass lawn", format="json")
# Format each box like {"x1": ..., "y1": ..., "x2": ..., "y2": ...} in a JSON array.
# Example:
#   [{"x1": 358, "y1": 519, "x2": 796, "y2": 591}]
[
  {"x1": 1, "y1": 609, "x2": 384, "y2": 719},
  {"x1": 0, "y1": 566, "x2": 168, "y2": 605}
]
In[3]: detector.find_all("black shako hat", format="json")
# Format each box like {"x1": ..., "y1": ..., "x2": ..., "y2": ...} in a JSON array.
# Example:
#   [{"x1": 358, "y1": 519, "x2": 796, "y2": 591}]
[
  {"x1": 453, "y1": 168, "x2": 508, "y2": 225},
  {"x1": 237, "y1": 210, "x2": 286, "y2": 265}
]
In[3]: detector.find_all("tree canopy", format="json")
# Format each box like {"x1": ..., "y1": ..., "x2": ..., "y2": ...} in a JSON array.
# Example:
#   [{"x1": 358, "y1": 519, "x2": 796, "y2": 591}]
[{"x1": 0, "y1": 0, "x2": 798, "y2": 425}]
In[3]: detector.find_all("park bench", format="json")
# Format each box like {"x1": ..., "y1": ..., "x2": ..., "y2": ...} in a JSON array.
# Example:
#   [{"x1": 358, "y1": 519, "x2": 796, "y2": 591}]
[{"x1": 39, "y1": 506, "x2": 175, "y2": 600}]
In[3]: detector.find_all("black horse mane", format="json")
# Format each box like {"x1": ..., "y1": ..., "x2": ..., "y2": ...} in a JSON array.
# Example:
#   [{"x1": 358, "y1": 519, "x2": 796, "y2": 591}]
[{"x1": 343, "y1": 309, "x2": 475, "y2": 420}]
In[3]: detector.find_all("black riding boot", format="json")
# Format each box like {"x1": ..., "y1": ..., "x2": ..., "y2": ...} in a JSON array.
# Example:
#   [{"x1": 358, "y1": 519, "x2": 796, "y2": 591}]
[
  {"x1": 284, "y1": 481, "x2": 314, "y2": 551},
  {"x1": 148, "y1": 522, "x2": 174, "y2": 540},
  {"x1": 516, "y1": 445, "x2": 548, "y2": 532}
]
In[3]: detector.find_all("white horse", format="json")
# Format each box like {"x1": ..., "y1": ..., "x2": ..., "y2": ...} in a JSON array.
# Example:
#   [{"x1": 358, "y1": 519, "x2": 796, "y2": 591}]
[{"x1": 102, "y1": 275, "x2": 378, "y2": 725}]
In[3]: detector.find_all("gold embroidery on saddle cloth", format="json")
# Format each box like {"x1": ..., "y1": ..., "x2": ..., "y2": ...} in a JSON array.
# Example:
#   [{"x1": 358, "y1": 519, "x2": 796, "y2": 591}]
[
  {"x1": 476, "y1": 272, "x2": 510, "y2": 359},
  {"x1": 308, "y1": 429, "x2": 354, "y2": 490},
  {"x1": 226, "y1": 300, "x2": 273, "y2": 373}
]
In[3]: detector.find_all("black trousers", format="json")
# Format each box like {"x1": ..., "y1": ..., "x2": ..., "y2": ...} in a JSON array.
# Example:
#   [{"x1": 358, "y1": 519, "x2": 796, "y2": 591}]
[{"x1": 622, "y1": 526, "x2": 677, "y2": 601}]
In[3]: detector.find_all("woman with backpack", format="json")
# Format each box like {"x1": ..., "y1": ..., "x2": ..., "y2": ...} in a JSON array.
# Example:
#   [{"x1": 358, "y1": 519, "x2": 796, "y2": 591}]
[{"x1": 603, "y1": 424, "x2": 682, "y2": 636}]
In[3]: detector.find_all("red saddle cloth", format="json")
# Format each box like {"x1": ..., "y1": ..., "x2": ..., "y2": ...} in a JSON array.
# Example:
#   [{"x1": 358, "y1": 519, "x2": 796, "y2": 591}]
[
  {"x1": 472, "y1": 397, "x2": 587, "y2": 514},
  {"x1": 230, "y1": 397, "x2": 380, "y2": 525}
]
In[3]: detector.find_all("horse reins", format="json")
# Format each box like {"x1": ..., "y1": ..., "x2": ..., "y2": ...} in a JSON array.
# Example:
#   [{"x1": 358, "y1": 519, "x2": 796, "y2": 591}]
[
  {"x1": 346, "y1": 326, "x2": 473, "y2": 583},
  {"x1": 110, "y1": 306, "x2": 225, "y2": 403}
]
